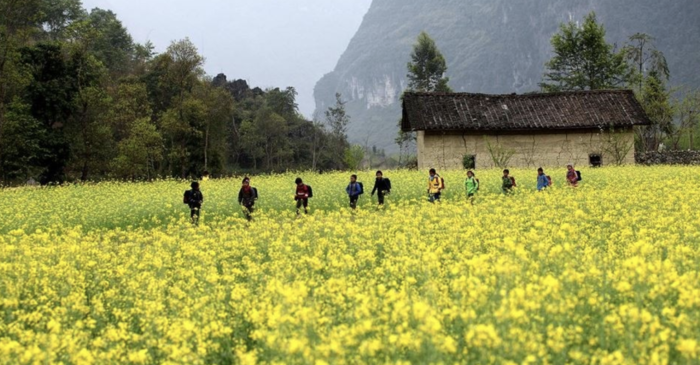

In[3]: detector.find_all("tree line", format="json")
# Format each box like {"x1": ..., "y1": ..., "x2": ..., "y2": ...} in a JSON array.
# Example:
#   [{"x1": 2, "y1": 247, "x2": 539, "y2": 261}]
[
  {"x1": 398, "y1": 12, "x2": 700, "y2": 156},
  {"x1": 0, "y1": 0, "x2": 351, "y2": 184}
]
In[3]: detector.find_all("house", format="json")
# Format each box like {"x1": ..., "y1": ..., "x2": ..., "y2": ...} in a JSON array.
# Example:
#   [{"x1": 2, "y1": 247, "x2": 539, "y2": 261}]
[{"x1": 401, "y1": 90, "x2": 651, "y2": 170}]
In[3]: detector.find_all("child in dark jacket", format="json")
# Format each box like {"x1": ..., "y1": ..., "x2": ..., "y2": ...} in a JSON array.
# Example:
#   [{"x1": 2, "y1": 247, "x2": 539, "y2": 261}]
[
  {"x1": 371, "y1": 171, "x2": 391, "y2": 206},
  {"x1": 184, "y1": 181, "x2": 204, "y2": 224},
  {"x1": 238, "y1": 177, "x2": 257, "y2": 221}
]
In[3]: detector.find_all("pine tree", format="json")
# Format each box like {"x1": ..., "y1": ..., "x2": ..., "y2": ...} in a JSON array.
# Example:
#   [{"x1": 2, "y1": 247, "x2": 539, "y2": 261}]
[
  {"x1": 639, "y1": 71, "x2": 673, "y2": 151},
  {"x1": 398, "y1": 32, "x2": 452, "y2": 163},
  {"x1": 406, "y1": 32, "x2": 452, "y2": 93}
]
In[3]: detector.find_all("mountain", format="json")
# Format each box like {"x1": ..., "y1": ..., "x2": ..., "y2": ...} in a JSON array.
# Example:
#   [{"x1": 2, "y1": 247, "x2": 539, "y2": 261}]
[{"x1": 314, "y1": 0, "x2": 700, "y2": 153}]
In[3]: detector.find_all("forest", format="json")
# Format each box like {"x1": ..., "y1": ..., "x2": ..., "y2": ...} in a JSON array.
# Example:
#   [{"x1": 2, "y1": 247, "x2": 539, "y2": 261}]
[{"x1": 0, "y1": 0, "x2": 353, "y2": 184}]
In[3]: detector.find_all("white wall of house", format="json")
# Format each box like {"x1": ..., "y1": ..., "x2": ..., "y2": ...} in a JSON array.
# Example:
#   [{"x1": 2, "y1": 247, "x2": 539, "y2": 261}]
[{"x1": 416, "y1": 129, "x2": 636, "y2": 170}]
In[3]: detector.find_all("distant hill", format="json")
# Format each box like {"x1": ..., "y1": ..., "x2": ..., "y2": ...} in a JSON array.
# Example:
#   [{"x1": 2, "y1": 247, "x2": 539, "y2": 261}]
[{"x1": 314, "y1": 0, "x2": 700, "y2": 153}]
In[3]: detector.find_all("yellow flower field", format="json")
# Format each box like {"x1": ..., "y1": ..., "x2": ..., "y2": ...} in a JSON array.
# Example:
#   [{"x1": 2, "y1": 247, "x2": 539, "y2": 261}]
[{"x1": 1, "y1": 166, "x2": 699, "y2": 364}]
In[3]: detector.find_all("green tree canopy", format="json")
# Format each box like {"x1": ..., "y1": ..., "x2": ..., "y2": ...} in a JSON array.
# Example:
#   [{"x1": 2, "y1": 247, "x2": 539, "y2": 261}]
[
  {"x1": 540, "y1": 12, "x2": 630, "y2": 92},
  {"x1": 406, "y1": 31, "x2": 452, "y2": 93}
]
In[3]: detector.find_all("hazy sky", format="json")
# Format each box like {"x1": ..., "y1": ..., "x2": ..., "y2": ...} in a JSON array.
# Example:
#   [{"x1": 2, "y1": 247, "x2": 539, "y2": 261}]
[{"x1": 81, "y1": 0, "x2": 373, "y2": 117}]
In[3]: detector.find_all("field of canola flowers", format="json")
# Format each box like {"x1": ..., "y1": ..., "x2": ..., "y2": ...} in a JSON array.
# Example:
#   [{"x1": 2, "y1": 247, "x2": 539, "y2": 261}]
[{"x1": 1, "y1": 166, "x2": 700, "y2": 364}]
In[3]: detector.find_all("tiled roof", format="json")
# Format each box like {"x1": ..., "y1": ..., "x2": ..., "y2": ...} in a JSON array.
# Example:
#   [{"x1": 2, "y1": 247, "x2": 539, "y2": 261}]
[{"x1": 401, "y1": 90, "x2": 651, "y2": 132}]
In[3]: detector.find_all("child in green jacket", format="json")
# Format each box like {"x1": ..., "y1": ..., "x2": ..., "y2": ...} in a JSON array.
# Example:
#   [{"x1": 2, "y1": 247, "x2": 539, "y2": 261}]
[{"x1": 465, "y1": 170, "x2": 479, "y2": 205}]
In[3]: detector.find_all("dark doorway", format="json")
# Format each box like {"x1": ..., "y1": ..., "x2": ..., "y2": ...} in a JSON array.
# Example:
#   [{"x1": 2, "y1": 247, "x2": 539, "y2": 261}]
[{"x1": 589, "y1": 154, "x2": 602, "y2": 167}]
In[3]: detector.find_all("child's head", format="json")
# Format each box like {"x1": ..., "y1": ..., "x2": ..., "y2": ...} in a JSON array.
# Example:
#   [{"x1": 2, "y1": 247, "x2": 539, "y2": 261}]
[
  {"x1": 503, "y1": 169, "x2": 510, "y2": 176},
  {"x1": 295, "y1": 177, "x2": 303, "y2": 185},
  {"x1": 429, "y1": 168, "x2": 436, "y2": 176},
  {"x1": 467, "y1": 170, "x2": 474, "y2": 178},
  {"x1": 376, "y1": 171, "x2": 383, "y2": 179},
  {"x1": 537, "y1": 167, "x2": 544, "y2": 175},
  {"x1": 191, "y1": 181, "x2": 200, "y2": 190},
  {"x1": 242, "y1": 177, "x2": 250, "y2": 186},
  {"x1": 203, "y1": 170, "x2": 210, "y2": 176},
  {"x1": 350, "y1": 174, "x2": 357, "y2": 182},
  {"x1": 567, "y1": 164, "x2": 574, "y2": 171}
]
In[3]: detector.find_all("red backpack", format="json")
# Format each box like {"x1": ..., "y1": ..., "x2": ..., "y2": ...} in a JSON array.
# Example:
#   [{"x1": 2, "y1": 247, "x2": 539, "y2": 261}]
[
  {"x1": 510, "y1": 177, "x2": 517, "y2": 188},
  {"x1": 546, "y1": 175, "x2": 553, "y2": 186}
]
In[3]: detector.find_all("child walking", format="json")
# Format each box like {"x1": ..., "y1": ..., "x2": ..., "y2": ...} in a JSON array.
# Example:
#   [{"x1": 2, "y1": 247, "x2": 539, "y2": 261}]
[
  {"x1": 537, "y1": 168, "x2": 550, "y2": 191},
  {"x1": 294, "y1": 177, "x2": 312, "y2": 215},
  {"x1": 428, "y1": 168, "x2": 445, "y2": 203},
  {"x1": 464, "y1": 170, "x2": 479, "y2": 205},
  {"x1": 238, "y1": 177, "x2": 258, "y2": 221},
  {"x1": 502, "y1": 169, "x2": 516, "y2": 194},
  {"x1": 371, "y1": 171, "x2": 392, "y2": 207},
  {"x1": 346, "y1": 174, "x2": 364, "y2": 209},
  {"x1": 183, "y1": 181, "x2": 204, "y2": 225}
]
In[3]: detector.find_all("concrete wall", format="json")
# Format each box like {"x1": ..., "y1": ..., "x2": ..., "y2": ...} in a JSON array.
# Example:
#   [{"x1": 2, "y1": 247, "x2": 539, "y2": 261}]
[{"x1": 416, "y1": 129, "x2": 636, "y2": 170}]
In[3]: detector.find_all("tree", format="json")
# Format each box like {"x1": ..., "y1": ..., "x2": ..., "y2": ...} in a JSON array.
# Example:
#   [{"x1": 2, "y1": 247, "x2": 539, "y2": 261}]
[
  {"x1": 639, "y1": 71, "x2": 674, "y2": 152},
  {"x1": 622, "y1": 33, "x2": 669, "y2": 94},
  {"x1": 540, "y1": 12, "x2": 629, "y2": 92},
  {"x1": 325, "y1": 93, "x2": 350, "y2": 138},
  {"x1": 406, "y1": 31, "x2": 452, "y2": 93},
  {"x1": 39, "y1": 0, "x2": 86, "y2": 40},
  {"x1": 0, "y1": 100, "x2": 45, "y2": 181},
  {"x1": 344, "y1": 145, "x2": 365, "y2": 171},
  {"x1": 0, "y1": 0, "x2": 44, "y2": 179},
  {"x1": 112, "y1": 117, "x2": 163, "y2": 179},
  {"x1": 672, "y1": 91, "x2": 700, "y2": 150},
  {"x1": 20, "y1": 42, "x2": 80, "y2": 183},
  {"x1": 398, "y1": 31, "x2": 452, "y2": 162},
  {"x1": 0, "y1": 1, "x2": 352, "y2": 182},
  {"x1": 325, "y1": 93, "x2": 350, "y2": 169},
  {"x1": 310, "y1": 120, "x2": 328, "y2": 171},
  {"x1": 160, "y1": 38, "x2": 205, "y2": 110},
  {"x1": 83, "y1": 8, "x2": 135, "y2": 77},
  {"x1": 197, "y1": 81, "x2": 234, "y2": 173},
  {"x1": 266, "y1": 87, "x2": 298, "y2": 120},
  {"x1": 160, "y1": 97, "x2": 205, "y2": 178},
  {"x1": 110, "y1": 80, "x2": 162, "y2": 179},
  {"x1": 64, "y1": 26, "x2": 116, "y2": 181},
  {"x1": 239, "y1": 108, "x2": 290, "y2": 171}
]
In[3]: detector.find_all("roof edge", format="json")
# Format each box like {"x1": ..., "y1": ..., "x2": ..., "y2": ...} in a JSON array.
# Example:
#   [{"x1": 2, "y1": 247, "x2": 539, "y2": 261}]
[{"x1": 403, "y1": 89, "x2": 636, "y2": 99}]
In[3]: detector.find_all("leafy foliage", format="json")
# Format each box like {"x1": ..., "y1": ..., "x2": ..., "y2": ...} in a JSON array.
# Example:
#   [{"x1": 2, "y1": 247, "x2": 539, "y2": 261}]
[
  {"x1": 540, "y1": 12, "x2": 630, "y2": 92},
  {"x1": 0, "y1": 0, "x2": 348, "y2": 183},
  {"x1": 406, "y1": 31, "x2": 452, "y2": 93}
]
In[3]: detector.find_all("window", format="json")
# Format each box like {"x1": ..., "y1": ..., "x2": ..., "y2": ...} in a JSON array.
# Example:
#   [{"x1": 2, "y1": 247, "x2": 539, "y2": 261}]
[{"x1": 589, "y1": 154, "x2": 602, "y2": 167}]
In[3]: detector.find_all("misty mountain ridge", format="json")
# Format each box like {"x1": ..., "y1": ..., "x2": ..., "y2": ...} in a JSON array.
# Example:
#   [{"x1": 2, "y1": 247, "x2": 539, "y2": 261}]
[{"x1": 314, "y1": 0, "x2": 700, "y2": 153}]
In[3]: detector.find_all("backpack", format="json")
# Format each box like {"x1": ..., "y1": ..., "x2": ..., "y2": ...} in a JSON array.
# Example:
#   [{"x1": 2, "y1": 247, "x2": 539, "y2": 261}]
[
  {"x1": 440, "y1": 177, "x2": 446, "y2": 190},
  {"x1": 307, "y1": 185, "x2": 314, "y2": 198},
  {"x1": 510, "y1": 177, "x2": 517, "y2": 188},
  {"x1": 385, "y1": 178, "x2": 392, "y2": 191},
  {"x1": 358, "y1": 182, "x2": 364, "y2": 195},
  {"x1": 183, "y1": 190, "x2": 192, "y2": 204},
  {"x1": 546, "y1": 175, "x2": 553, "y2": 186},
  {"x1": 476, "y1": 178, "x2": 480, "y2": 191},
  {"x1": 576, "y1": 171, "x2": 582, "y2": 181},
  {"x1": 253, "y1": 187, "x2": 259, "y2": 200}
]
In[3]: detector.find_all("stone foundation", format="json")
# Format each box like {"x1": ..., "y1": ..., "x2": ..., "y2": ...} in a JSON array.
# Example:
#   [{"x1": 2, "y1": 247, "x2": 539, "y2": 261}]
[{"x1": 635, "y1": 151, "x2": 700, "y2": 165}]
